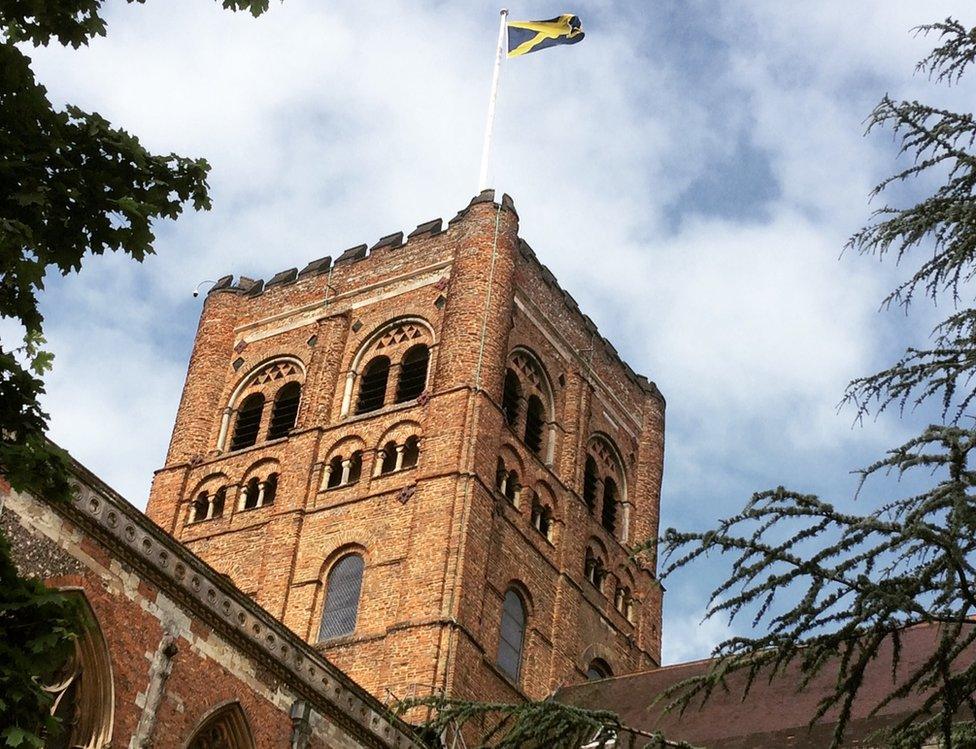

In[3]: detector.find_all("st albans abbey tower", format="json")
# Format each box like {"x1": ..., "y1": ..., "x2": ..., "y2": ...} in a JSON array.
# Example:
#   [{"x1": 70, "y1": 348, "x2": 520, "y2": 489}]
[{"x1": 146, "y1": 191, "x2": 666, "y2": 707}]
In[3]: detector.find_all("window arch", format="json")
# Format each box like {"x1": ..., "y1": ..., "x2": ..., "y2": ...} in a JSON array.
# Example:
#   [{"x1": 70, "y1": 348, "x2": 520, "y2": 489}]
[
  {"x1": 221, "y1": 357, "x2": 305, "y2": 451},
  {"x1": 396, "y1": 344, "x2": 430, "y2": 403},
  {"x1": 586, "y1": 659, "x2": 613, "y2": 681},
  {"x1": 318, "y1": 554, "x2": 365, "y2": 641},
  {"x1": 267, "y1": 381, "x2": 301, "y2": 440},
  {"x1": 187, "y1": 702, "x2": 255, "y2": 749},
  {"x1": 230, "y1": 393, "x2": 264, "y2": 451},
  {"x1": 504, "y1": 348, "x2": 556, "y2": 462},
  {"x1": 43, "y1": 593, "x2": 114, "y2": 749},
  {"x1": 584, "y1": 435, "x2": 628, "y2": 541},
  {"x1": 496, "y1": 588, "x2": 527, "y2": 682},
  {"x1": 356, "y1": 356, "x2": 391, "y2": 414}
]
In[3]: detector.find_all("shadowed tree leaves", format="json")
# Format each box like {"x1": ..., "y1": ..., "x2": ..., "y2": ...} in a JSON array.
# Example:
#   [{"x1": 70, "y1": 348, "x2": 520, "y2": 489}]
[{"x1": 0, "y1": 1, "x2": 268, "y2": 745}]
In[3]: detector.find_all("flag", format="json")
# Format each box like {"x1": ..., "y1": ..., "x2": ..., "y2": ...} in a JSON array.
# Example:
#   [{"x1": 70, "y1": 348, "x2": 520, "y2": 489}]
[{"x1": 507, "y1": 14, "x2": 584, "y2": 58}]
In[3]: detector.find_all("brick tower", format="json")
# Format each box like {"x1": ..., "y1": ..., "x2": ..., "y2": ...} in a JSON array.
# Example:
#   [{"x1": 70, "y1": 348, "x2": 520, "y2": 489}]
[{"x1": 147, "y1": 191, "x2": 666, "y2": 706}]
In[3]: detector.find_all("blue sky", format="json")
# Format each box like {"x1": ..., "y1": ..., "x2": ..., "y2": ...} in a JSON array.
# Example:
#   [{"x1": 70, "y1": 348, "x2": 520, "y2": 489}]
[{"x1": 15, "y1": 0, "x2": 976, "y2": 664}]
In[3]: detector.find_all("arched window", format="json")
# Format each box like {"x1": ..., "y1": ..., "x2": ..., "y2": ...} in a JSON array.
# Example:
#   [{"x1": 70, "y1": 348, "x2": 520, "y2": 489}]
[
  {"x1": 585, "y1": 549, "x2": 605, "y2": 591},
  {"x1": 402, "y1": 436, "x2": 420, "y2": 469},
  {"x1": 191, "y1": 492, "x2": 209, "y2": 523},
  {"x1": 582, "y1": 457, "x2": 598, "y2": 513},
  {"x1": 505, "y1": 471, "x2": 519, "y2": 504},
  {"x1": 347, "y1": 451, "x2": 363, "y2": 484},
  {"x1": 263, "y1": 474, "x2": 278, "y2": 506},
  {"x1": 357, "y1": 356, "x2": 391, "y2": 414},
  {"x1": 267, "y1": 382, "x2": 301, "y2": 440},
  {"x1": 396, "y1": 344, "x2": 430, "y2": 403},
  {"x1": 211, "y1": 487, "x2": 226, "y2": 518},
  {"x1": 326, "y1": 456, "x2": 343, "y2": 489},
  {"x1": 230, "y1": 393, "x2": 264, "y2": 451},
  {"x1": 586, "y1": 659, "x2": 613, "y2": 681},
  {"x1": 496, "y1": 589, "x2": 526, "y2": 682},
  {"x1": 318, "y1": 554, "x2": 365, "y2": 641},
  {"x1": 187, "y1": 702, "x2": 255, "y2": 749},
  {"x1": 531, "y1": 500, "x2": 553, "y2": 540},
  {"x1": 524, "y1": 395, "x2": 546, "y2": 454},
  {"x1": 243, "y1": 477, "x2": 260, "y2": 510},
  {"x1": 601, "y1": 478, "x2": 618, "y2": 535},
  {"x1": 502, "y1": 370, "x2": 521, "y2": 426},
  {"x1": 42, "y1": 594, "x2": 114, "y2": 749},
  {"x1": 380, "y1": 441, "x2": 398, "y2": 474},
  {"x1": 495, "y1": 459, "x2": 508, "y2": 493}
]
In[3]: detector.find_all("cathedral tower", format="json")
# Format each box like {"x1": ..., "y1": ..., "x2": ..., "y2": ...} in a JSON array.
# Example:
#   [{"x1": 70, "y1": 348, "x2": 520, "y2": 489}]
[{"x1": 147, "y1": 191, "x2": 666, "y2": 705}]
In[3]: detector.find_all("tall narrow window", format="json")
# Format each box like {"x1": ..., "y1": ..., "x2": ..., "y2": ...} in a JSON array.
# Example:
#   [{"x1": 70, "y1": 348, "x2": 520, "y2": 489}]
[
  {"x1": 497, "y1": 589, "x2": 527, "y2": 682},
  {"x1": 396, "y1": 344, "x2": 430, "y2": 402},
  {"x1": 524, "y1": 395, "x2": 545, "y2": 454},
  {"x1": 191, "y1": 492, "x2": 209, "y2": 523},
  {"x1": 347, "y1": 451, "x2": 363, "y2": 484},
  {"x1": 380, "y1": 442, "x2": 398, "y2": 474},
  {"x1": 230, "y1": 393, "x2": 264, "y2": 451},
  {"x1": 211, "y1": 487, "x2": 226, "y2": 518},
  {"x1": 505, "y1": 471, "x2": 519, "y2": 504},
  {"x1": 402, "y1": 436, "x2": 420, "y2": 469},
  {"x1": 601, "y1": 478, "x2": 617, "y2": 535},
  {"x1": 267, "y1": 382, "x2": 301, "y2": 440},
  {"x1": 263, "y1": 474, "x2": 278, "y2": 505},
  {"x1": 582, "y1": 457, "x2": 598, "y2": 513},
  {"x1": 502, "y1": 370, "x2": 521, "y2": 426},
  {"x1": 318, "y1": 554, "x2": 365, "y2": 641},
  {"x1": 357, "y1": 356, "x2": 391, "y2": 414},
  {"x1": 327, "y1": 456, "x2": 343, "y2": 489},
  {"x1": 243, "y1": 477, "x2": 260, "y2": 510}
]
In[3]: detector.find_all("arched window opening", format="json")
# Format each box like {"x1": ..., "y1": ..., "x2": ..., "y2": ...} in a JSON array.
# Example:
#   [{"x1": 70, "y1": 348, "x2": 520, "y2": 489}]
[
  {"x1": 380, "y1": 442, "x2": 398, "y2": 474},
  {"x1": 582, "y1": 457, "x2": 598, "y2": 513},
  {"x1": 586, "y1": 659, "x2": 613, "y2": 681},
  {"x1": 356, "y1": 356, "x2": 391, "y2": 414},
  {"x1": 263, "y1": 474, "x2": 278, "y2": 506},
  {"x1": 211, "y1": 487, "x2": 226, "y2": 519},
  {"x1": 348, "y1": 451, "x2": 363, "y2": 484},
  {"x1": 495, "y1": 459, "x2": 508, "y2": 494},
  {"x1": 230, "y1": 393, "x2": 264, "y2": 451},
  {"x1": 243, "y1": 477, "x2": 260, "y2": 511},
  {"x1": 524, "y1": 395, "x2": 545, "y2": 454},
  {"x1": 42, "y1": 594, "x2": 114, "y2": 749},
  {"x1": 396, "y1": 344, "x2": 430, "y2": 403},
  {"x1": 502, "y1": 370, "x2": 521, "y2": 427},
  {"x1": 601, "y1": 478, "x2": 618, "y2": 535},
  {"x1": 191, "y1": 492, "x2": 209, "y2": 523},
  {"x1": 531, "y1": 501, "x2": 553, "y2": 540},
  {"x1": 505, "y1": 473, "x2": 519, "y2": 503},
  {"x1": 585, "y1": 549, "x2": 605, "y2": 591},
  {"x1": 318, "y1": 554, "x2": 365, "y2": 642},
  {"x1": 187, "y1": 702, "x2": 255, "y2": 749},
  {"x1": 267, "y1": 382, "x2": 301, "y2": 440},
  {"x1": 326, "y1": 456, "x2": 343, "y2": 489},
  {"x1": 402, "y1": 436, "x2": 420, "y2": 469},
  {"x1": 496, "y1": 589, "x2": 526, "y2": 682}
]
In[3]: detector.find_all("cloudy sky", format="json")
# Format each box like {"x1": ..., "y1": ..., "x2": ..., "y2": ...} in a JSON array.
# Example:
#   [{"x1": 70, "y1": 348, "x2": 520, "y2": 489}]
[{"x1": 18, "y1": 0, "x2": 976, "y2": 664}]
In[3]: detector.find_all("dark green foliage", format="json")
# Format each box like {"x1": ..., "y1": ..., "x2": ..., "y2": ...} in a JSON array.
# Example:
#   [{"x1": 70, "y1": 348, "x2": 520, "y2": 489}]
[
  {"x1": 0, "y1": 1, "x2": 268, "y2": 745},
  {"x1": 394, "y1": 696, "x2": 690, "y2": 749},
  {"x1": 649, "y1": 19, "x2": 976, "y2": 749}
]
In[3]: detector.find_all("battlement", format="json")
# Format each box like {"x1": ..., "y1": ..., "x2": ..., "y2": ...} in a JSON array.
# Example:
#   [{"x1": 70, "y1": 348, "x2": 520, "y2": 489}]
[{"x1": 205, "y1": 190, "x2": 663, "y2": 405}]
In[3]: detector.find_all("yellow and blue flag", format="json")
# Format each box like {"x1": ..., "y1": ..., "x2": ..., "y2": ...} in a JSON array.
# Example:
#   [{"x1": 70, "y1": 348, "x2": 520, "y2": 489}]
[{"x1": 507, "y1": 14, "x2": 584, "y2": 58}]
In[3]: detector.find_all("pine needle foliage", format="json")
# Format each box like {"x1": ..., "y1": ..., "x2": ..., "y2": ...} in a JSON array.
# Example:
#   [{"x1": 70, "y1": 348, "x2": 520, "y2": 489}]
[
  {"x1": 647, "y1": 19, "x2": 976, "y2": 749},
  {"x1": 394, "y1": 696, "x2": 692, "y2": 749}
]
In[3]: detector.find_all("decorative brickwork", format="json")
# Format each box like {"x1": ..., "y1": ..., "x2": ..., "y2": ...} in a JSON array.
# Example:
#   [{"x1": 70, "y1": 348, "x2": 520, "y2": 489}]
[{"x1": 147, "y1": 190, "x2": 666, "y2": 708}]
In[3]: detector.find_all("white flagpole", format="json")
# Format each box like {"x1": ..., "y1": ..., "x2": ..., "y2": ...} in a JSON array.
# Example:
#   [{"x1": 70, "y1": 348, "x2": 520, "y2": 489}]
[{"x1": 478, "y1": 8, "x2": 509, "y2": 192}]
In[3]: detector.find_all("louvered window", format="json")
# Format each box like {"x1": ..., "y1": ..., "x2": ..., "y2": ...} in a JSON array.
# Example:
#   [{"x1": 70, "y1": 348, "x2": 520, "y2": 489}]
[
  {"x1": 601, "y1": 478, "x2": 618, "y2": 535},
  {"x1": 318, "y1": 555, "x2": 364, "y2": 641},
  {"x1": 496, "y1": 589, "x2": 526, "y2": 681},
  {"x1": 524, "y1": 395, "x2": 545, "y2": 454},
  {"x1": 267, "y1": 382, "x2": 301, "y2": 439},
  {"x1": 356, "y1": 356, "x2": 390, "y2": 414},
  {"x1": 396, "y1": 345, "x2": 429, "y2": 403},
  {"x1": 230, "y1": 393, "x2": 264, "y2": 451},
  {"x1": 582, "y1": 457, "x2": 598, "y2": 512},
  {"x1": 502, "y1": 370, "x2": 521, "y2": 426}
]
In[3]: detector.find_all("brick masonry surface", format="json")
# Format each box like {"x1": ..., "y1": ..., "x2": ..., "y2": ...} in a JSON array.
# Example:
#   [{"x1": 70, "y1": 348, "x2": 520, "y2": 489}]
[{"x1": 146, "y1": 190, "x2": 667, "y2": 707}]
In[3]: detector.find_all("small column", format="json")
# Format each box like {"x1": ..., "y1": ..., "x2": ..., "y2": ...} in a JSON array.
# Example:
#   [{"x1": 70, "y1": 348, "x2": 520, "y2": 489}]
[
  {"x1": 256, "y1": 481, "x2": 267, "y2": 508},
  {"x1": 238, "y1": 484, "x2": 249, "y2": 511},
  {"x1": 320, "y1": 463, "x2": 333, "y2": 491},
  {"x1": 373, "y1": 450, "x2": 385, "y2": 477},
  {"x1": 340, "y1": 371, "x2": 356, "y2": 417},
  {"x1": 394, "y1": 444, "x2": 406, "y2": 471},
  {"x1": 216, "y1": 407, "x2": 233, "y2": 451},
  {"x1": 340, "y1": 458, "x2": 352, "y2": 485},
  {"x1": 205, "y1": 494, "x2": 215, "y2": 520},
  {"x1": 620, "y1": 501, "x2": 633, "y2": 543}
]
